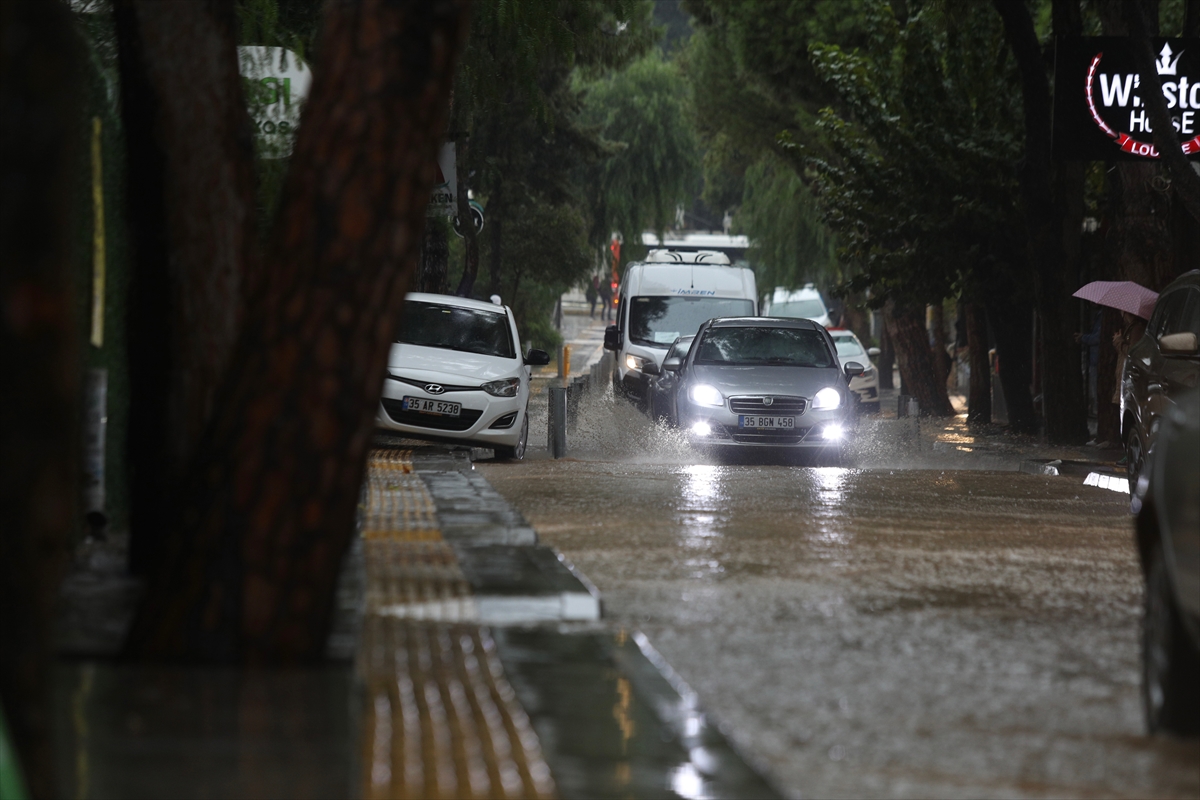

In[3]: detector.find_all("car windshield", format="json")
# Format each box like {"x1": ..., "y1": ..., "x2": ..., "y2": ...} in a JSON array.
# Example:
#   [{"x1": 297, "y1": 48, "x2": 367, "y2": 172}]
[
  {"x1": 771, "y1": 299, "x2": 826, "y2": 319},
  {"x1": 695, "y1": 326, "x2": 834, "y2": 367},
  {"x1": 832, "y1": 337, "x2": 865, "y2": 358},
  {"x1": 628, "y1": 297, "x2": 755, "y2": 346},
  {"x1": 397, "y1": 301, "x2": 515, "y2": 359}
]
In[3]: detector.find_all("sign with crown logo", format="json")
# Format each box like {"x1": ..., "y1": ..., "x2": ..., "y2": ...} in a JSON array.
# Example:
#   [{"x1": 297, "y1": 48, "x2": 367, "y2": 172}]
[{"x1": 1054, "y1": 37, "x2": 1200, "y2": 161}]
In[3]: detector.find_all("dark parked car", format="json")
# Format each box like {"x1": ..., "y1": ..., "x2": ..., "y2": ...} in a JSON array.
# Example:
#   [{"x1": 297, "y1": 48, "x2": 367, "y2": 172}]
[
  {"x1": 644, "y1": 334, "x2": 694, "y2": 427},
  {"x1": 1121, "y1": 270, "x2": 1200, "y2": 483},
  {"x1": 1132, "y1": 386, "x2": 1200, "y2": 735}
]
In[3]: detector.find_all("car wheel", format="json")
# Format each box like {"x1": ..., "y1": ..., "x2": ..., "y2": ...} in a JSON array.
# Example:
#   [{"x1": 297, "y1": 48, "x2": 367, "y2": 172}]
[
  {"x1": 1126, "y1": 426, "x2": 1146, "y2": 485},
  {"x1": 1142, "y1": 541, "x2": 1200, "y2": 735},
  {"x1": 494, "y1": 409, "x2": 528, "y2": 462}
]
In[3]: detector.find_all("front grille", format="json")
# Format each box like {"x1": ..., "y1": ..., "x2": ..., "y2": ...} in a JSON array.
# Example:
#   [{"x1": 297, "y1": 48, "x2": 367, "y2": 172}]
[
  {"x1": 387, "y1": 374, "x2": 480, "y2": 393},
  {"x1": 381, "y1": 398, "x2": 482, "y2": 431},
  {"x1": 489, "y1": 411, "x2": 518, "y2": 429},
  {"x1": 729, "y1": 396, "x2": 807, "y2": 414},
  {"x1": 724, "y1": 425, "x2": 811, "y2": 445}
]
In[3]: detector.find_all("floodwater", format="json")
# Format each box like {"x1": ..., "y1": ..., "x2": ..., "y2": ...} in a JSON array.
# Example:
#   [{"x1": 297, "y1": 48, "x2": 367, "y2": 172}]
[{"x1": 481, "y1": 387, "x2": 1200, "y2": 799}]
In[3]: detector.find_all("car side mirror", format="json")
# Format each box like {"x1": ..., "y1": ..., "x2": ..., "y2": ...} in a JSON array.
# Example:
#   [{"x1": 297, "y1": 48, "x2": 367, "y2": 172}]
[
  {"x1": 1160, "y1": 332, "x2": 1198, "y2": 355},
  {"x1": 662, "y1": 357, "x2": 682, "y2": 372},
  {"x1": 844, "y1": 361, "x2": 865, "y2": 378},
  {"x1": 641, "y1": 361, "x2": 660, "y2": 376},
  {"x1": 603, "y1": 325, "x2": 620, "y2": 351},
  {"x1": 867, "y1": 347, "x2": 881, "y2": 357},
  {"x1": 525, "y1": 349, "x2": 551, "y2": 366}
]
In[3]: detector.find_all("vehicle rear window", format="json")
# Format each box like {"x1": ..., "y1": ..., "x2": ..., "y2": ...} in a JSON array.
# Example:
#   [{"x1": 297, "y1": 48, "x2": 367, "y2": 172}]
[
  {"x1": 770, "y1": 299, "x2": 826, "y2": 319},
  {"x1": 695, "y1": 327, "x2": 834, "y2": 367},
  {"x1": 397, "y1": 301, "x2": 515, "y2": 359},
  {"x1": 832, "y1": 337, "x2": 865, "y2": 358}
]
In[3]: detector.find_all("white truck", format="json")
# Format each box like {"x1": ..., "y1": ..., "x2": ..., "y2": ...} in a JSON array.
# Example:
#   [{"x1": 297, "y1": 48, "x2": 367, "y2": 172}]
[{"x1": 603, "y1": 250, "x2": 757, "y2": 410}]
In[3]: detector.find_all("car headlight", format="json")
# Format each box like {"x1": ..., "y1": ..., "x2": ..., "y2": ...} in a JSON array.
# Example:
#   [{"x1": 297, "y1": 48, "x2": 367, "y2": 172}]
[
  {"x1": 860, "y1": 367, "x2": 875, "y2": 379},
  {"x1": 625, "y1": 354, "x2": 646, "y2": 372},
  {"x1": 688, "y1": 383, "x2": 724, "y2": 407},
  {"x1": 481, "y1": 378, "x2": 520, "y2": 397},
  {"x1": 812, "y1": 387, "x2": 842, "y2": 409}
]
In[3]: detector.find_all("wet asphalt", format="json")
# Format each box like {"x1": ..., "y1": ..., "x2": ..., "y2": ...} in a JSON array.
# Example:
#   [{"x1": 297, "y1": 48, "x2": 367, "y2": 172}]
[{"x1": 478, "y1": 392, "x2": 1200, "y2": 798}]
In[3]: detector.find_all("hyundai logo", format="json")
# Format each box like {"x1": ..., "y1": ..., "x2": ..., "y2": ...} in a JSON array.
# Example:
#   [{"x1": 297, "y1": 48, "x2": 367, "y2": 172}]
[{"x1": 424, "y1": 383, "x2": 445, "y2": 395}]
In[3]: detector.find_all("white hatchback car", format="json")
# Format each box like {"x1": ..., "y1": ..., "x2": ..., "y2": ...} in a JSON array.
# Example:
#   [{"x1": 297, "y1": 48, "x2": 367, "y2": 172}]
[
  {"x1": 377, "y1": 293, "x2": 550, "y2": 459},
  {"x1": 828, "y1": 329, "x2": 881, "y2": 413},
  {"x1": 762, "y1": 284, "x2": 832, "y2": 328}
]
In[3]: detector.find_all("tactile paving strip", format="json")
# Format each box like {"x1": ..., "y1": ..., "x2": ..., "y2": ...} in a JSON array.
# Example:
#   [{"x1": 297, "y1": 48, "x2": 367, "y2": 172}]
[{"x1": 358, "y1": 446, "x2": 556, "y2": 799}]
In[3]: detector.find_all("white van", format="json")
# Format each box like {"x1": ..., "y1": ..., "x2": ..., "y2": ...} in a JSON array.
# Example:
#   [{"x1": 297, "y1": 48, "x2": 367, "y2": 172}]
[
  {"x1": 603, "y1": 249, "x2": 757, "y2": 409},
  {"x1": 762, "y1": 284, "x2": 832, "y2": 328}
]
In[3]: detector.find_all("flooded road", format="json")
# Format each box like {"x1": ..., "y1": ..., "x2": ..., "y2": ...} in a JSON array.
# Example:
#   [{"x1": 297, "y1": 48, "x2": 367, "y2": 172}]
[{"x1": 479, "y1": 443, "x2": 1200, "y2": 797}]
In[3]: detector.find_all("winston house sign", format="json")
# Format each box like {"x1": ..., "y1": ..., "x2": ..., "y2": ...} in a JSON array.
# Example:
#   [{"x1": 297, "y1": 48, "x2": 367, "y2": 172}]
[{"x1": 1054, "y1": 37, "x2": 1200, "y2": 161}]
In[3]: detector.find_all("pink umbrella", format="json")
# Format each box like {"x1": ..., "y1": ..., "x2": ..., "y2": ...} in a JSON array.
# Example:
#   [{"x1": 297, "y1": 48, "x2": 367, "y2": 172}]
[{"x1": 1073, "y1": 281, "x2": 1158, "y2": 320}]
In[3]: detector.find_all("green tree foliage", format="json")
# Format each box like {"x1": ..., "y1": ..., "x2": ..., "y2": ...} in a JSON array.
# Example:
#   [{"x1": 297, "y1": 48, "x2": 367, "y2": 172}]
[
  {"x1": 801, "y1": 3, "x2": 1027, "y2": 305},
  {"x1": 735, "y1": 154, "x2": 836, "y2": 291},
  {"x1": 578, "y1": 50, "x2": 700, "y2": 245}
]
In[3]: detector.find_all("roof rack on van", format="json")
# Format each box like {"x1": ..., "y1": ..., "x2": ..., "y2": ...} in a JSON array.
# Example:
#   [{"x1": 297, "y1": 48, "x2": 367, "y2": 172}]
[{"x1": 644, "y1": 249, "x2": 731, "y2": 265}]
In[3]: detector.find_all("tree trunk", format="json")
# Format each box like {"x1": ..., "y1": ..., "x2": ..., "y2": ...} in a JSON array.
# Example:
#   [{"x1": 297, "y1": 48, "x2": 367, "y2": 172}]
[
  {"x1": 986, "y1": 299, "x2": 1038, "y2": 433},
  {"x1": 453, "y1": 134, "x2": 481, "y2": 297},
  {"x1": 884, "y1": 300, "x2": 954, "y2": 416},
  {"x1": 878, "y1": 321, "x2": 895, "y2": 389},
  {"x1": 0, "y1": 1, "x2": 80, "y2": 794},
  {"x1": 930, "y1": 302, "x2": 949, "y2": 394},
  {"x1": 487, "y1": 184, "x2": 504, "y2": 298},
  {"x1": 124, "y1": 0, "x2": 470, "y2": 662},
  {"x1": 418, "y1": 215, "x2": 450, "y2": 294},
  {"x1": 966, "y1": 303, "x2": 991, "y2": 424},
  {"x1": 114, "y1": 0, "x2": 259, "y2": 575},
  {"x1": 992, "y1": 0, "x2": 1089, "y2": 444}
]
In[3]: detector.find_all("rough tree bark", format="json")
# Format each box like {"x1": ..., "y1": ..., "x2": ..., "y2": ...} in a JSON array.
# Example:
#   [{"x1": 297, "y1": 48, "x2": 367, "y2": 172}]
[
  {"x1": 884, "y1": 300, "x2": 954, "y2": 416},
  {"x1": 124, "y1": 0, "x2": 470, "y2": 661},
  {"x1": 877, "y1": 321, "x2": 895, "y2": 389},
  {"x1": 418, "y1": 216, "x2": 450, "y2": 294},
  {"x1": 985, "y1": 294, "x2": 1038, "y2": 433},
  {"x1": 0, "y1": 2, "x2": 80, "y2": 795},
  {"x1": 113, "y1": 0, "x2": 259, "y2": 576},
  {"x1": 966, "y1": 303, "x2": 991, "y2": 424},
  {"x1": 991, "y1": 0, "x2": 1089, "y2": 444}
]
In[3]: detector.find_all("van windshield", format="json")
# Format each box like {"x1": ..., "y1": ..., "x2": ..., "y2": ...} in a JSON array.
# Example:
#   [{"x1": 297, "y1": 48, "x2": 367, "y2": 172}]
[
  {"x1": 771, "y1": 299, "x2": 826, "y2": 319},
  {"x1": 396, "y1": 301, "x2": 515, "y2": 359},
  {"x1": 628, "y1": 296, "x2": 754, "y2": 346}
]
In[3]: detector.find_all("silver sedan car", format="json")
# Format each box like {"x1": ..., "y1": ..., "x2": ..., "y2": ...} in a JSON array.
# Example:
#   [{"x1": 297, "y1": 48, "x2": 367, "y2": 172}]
[{"x1": 664, "y1": 317, "x2": 863, "y2": 462}]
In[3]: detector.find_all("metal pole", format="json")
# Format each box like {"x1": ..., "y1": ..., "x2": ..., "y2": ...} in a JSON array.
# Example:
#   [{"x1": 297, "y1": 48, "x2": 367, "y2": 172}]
[{"x1": 548, "y1": 386, "x2": 567, "y2": 458}]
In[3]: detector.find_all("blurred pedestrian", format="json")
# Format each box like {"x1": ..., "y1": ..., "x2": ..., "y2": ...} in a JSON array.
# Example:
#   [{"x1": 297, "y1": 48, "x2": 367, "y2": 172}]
[
  {"x1": 586, "y1": 276, "x2": 599, "y2": 318},
  {"x1": 598, "y1": 278, "x2": 613, "y2": 322},
  {"x1": 1074, "y1": 311, "x2": 1101, "y2": 415},
  {"x1": 1112, "y1": 311, "x2": 1146, "y2": 404}
]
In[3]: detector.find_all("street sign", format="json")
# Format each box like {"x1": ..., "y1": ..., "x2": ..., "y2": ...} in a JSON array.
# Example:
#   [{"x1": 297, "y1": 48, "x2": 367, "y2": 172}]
[
  {"x1": 428, "y1": 142, "x2": 457, "y2": 217},
  {"x1": 237, "y1": 46, "x2": 311, "y2": 159},
  {"x1": 452, "y1": 199, "x2": 485, "y2": 236},
  {"x1": 1054, "y1": 37, "x2": 1200, "y2": 161}
]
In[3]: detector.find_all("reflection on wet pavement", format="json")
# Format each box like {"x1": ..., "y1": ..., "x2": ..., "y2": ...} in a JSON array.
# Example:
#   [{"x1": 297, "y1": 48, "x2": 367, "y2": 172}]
[
  {"x1": 479, "y1": 458, "x2": 1200, "y2": 799},
  {"x1": 54, "y1": 662, "x2": 357, "y2": 800}
]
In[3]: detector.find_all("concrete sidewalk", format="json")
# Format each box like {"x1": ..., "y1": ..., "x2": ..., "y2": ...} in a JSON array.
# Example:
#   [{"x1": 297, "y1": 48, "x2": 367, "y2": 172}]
[{"x1": 52, "y1": 441, "x2": 779, "y2": 800}]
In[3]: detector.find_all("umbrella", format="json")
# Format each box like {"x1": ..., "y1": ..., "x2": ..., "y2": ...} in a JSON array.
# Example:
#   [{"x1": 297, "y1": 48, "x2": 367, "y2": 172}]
[{"x1": 1072, "y1": 281, "x2": 1158, "y2": 320}]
